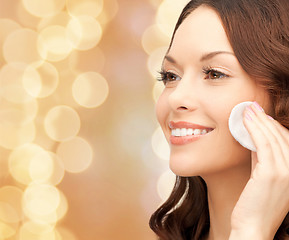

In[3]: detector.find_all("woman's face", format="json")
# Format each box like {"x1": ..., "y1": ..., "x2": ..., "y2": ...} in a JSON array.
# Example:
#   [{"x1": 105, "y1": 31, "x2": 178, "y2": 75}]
[{"x1": 156, "y1": 5, "x2": 271, "y2": 177}]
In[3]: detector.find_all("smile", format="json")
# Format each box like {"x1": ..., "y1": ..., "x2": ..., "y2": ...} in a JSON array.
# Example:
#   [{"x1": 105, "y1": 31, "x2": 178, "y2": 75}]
[
  {"x1": 171, "y1": 128, "x2": 212, "y2": 136},
  {"x1": 169, "y1": 121, "x2": 214, "y2": 145}
]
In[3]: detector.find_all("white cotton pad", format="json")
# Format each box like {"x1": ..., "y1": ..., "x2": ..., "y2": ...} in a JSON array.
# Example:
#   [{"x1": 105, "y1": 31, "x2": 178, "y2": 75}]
[{"x1": 228, "y1": 101, "x2": 256, "y2": 152}]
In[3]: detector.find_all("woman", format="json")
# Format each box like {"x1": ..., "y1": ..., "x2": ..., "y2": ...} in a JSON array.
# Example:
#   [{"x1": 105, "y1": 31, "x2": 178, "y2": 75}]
[{"x1": 149, "y1": 0, "x2": 289, "y2": 239}]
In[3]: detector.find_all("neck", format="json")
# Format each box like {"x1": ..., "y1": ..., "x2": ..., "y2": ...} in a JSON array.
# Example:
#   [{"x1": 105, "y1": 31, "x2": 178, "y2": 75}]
[{"x1": 202, "y1": 163, "x2": 251, "y2": 240}]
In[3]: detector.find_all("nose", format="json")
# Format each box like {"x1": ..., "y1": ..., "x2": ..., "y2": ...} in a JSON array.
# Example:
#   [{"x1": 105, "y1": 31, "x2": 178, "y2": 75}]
[{"x1": 168, "y1": 75, "x2": 199, "y2": 112}]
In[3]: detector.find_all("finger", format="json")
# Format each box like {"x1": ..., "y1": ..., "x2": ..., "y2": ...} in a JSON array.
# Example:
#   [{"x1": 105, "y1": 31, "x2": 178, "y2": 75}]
[
  {"x1": 243, "y1": 105, "x2": 286, "y2": 172},
  {"x1": 267, "y1": 118, "x2": 289, "y2": 168},
  {"x1": 250, "y1": 102, "x2": 289, "y2": 168},
  {"x1": 243, "y1": 107, "x2": 276, "y2": 168}
]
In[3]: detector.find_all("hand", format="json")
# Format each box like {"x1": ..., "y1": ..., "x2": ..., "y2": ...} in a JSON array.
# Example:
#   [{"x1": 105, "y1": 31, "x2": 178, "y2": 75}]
[{"x1": 229, "y1": 102, "x2": 289, "y2": 239}]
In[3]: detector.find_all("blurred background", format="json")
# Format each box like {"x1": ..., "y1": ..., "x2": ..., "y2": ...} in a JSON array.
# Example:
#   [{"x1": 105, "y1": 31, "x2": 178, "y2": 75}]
[{"x1": 0, "y1": 0, "x2": 189, "y2": 239}]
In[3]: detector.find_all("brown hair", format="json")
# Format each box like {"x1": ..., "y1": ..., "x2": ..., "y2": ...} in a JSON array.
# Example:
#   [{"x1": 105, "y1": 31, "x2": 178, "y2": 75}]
[{"x1": 149, "y1": 0, "x2": 289, "y2": 239}]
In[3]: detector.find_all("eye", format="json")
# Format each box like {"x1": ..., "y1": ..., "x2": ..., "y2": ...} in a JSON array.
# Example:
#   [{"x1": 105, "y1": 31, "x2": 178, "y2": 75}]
[
  {"x1": 202, "y1": 67, "x2": 228, "y2": 80},
  {"x1": 157, "y1": 70, "x2": 181, "y2": 85}
]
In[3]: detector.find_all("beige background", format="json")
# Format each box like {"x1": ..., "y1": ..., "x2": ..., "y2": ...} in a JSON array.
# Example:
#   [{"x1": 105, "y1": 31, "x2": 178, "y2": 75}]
[{"x1": 0, "y1": 0, "x2": 189, "y2": 239}]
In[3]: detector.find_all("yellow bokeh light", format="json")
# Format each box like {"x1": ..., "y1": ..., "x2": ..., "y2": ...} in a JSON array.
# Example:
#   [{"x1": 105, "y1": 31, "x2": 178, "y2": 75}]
[
  {"x1": 72, "y1": 72, "x2": 109, "y2": 108},
  {"x1": 23, "y1": 189, "x2": 67, "y2": 224},
  {"x1": 141, "y1": 24, "x2": 170, "y2": 55},
  {"x1": 23, "y1": 61, "x2": 59, "y2": 98},
  {"x1": 46, "y1": 152, "x2": 65, "y2": 186},
  {"x1": 3, "y1": 28, "x2": 42, "y2": 64},
  {"x1": 56, "y1": 137, "x2": 93, "y2": 173},
  {"x1": 0, "y1": 186, "x2": 23, "y2": 238},
  {"x1": 66, "y1": 0, "x2": 104, "y2": 18},
  {"x1": 38, "y1": 25, "x2": 73, "y2": 62},
  {"x1": 97, "y1": 0, "x2": 119, "y2": 25},
  {"x1": 147, "y1": 46, "x2": 167, "y2": 78},
  {"x1": 0, "y1": 63, "x2": 36, "y2": 104},
  {"x1": 66, "y1": 16, "x2": 103, "y2": 51},
  {"x1": 19, "y1": 221, "x2": 56, "y2": 240},
  {"x1": 55, "y1": 227, "x2": 77, "y2": 240},
  {"x1": 0, "y1": 18, "x2": 21, "y2": 50},
  {"x1": 149, "y1": 0, "x2": 163, "y2": 9},
  {"x1": 29, "y1": 151, "x2": 54, "y2": 184},
  {"x1": 23, "y1": 183, "x2": 60, "y2": 217},
  {"x1": 156, "y1": 0, "x2": 189, "y2": 37},
  {"x1": 0, "y1": 186, "x2": 23, "y2": 224},
  {"x1": 152, "y1": 81, "x2": 164, "y2": 102},
  {"x1": 22, "y1": 0, "x2": 65, "y2": 18},
  {"x1": 157, "y1": 169, "x2": 175, "y2": 201},
  {"x1": 38, "y1": 11, "x2": 71, "y2": 30},
  {"x1": 55, "y1": 190, "x2": 68, "y2": 222},
  {"x1": 0, "y1": 97, "x2": 38, "y2": 127},
  {"x1": 8, "y1": 143, "x2": 48, "y2": 185},
  {"x1": 44, "y1": 105, "x2": 81, "y2": 142},
  {"x1": 0, "y1": 121, "x2": 35, "y2": 150},
  {"x1": 0, "y1": 221, "x2": 17, "y2": 239},
  {"x1": 151, "y1": 127, "x2": 170, "y2": 161}
]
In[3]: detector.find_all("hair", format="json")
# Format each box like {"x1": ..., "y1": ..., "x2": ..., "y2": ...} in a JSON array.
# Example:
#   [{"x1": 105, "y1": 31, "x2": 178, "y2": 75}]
[{"x1": 149, "y1": 0, "x2": 289, "y2": 239}]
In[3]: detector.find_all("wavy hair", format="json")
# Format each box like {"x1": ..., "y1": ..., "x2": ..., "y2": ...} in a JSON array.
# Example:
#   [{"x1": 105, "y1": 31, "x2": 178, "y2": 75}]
[{"x1": 149, "y1": 0, "x2": 289, "y2": 239}]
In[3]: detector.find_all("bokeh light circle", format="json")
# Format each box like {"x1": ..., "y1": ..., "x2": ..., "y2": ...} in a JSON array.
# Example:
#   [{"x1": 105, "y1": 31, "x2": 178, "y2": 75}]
[
  {"x1": 141, "y1": 24, "x2": 169, "y2": 55},
  {"x1": 156, "y1": 0, "x2": 189, "y2": 37},
  {"x1": 44, "y1": 105, "x2": 81, "y2": 142},
  {"x1": 19, "y1": 221, "x2": 56, "y2": 240},
  {"x1": 72, "y1": 72, "x2": 109, "y2": 108},
  {"x1": 157, "y1": 170, "x2": 175, "y2": 201},
  {"x1": 3, "y1": 28, "x2": 42, "y2": 64},
  {"x1": 23, "y1": 183, "x2": 60, "y2": 216},
  {"x1": 0, "y1": 63, "x2": 35, "y2": 104},
  {"x1": 0, "y1": 19, "x2": 21, "y2": 48},
  {"x1": 22, "y1": 61, "x2": 59, "y2": 98},
  {"x1": 0, "y1": 97, "x2": 38, "y2": 127},
  {"x1": 55, "y1": 227, "x2": 77, "y2": 240},
  {"x1": 152, "y1": 81, "x2": 165, "y2": 102},
  {"x1": 66, "y1": 0, "x2": 104, "y2": 18},
  {"x1": 66, "y1": 15, "x2": 103, "y2": 51},
  {"x1": 46, "y1": 152, "x2": 65, "y2": 186},
  {"x1": 38, "y1": 25, "x2": 74, "y2": 62},
  {"x1": 151, "y1": 127, "x2": 170, "y2": 161},
  {"x1": 0, "y1": 221, "x2": 17, "y2": 239},
  {"x1": 22, "y1": 0, "x2": 65, "y2": 18},
  {"x1": 8, "y1": 143, "x2": 48, "y2": 185},
  {"x1": 56, "y1": 137, "x2": 93, "y2": 173},
  {"x1": 147, "y1": 47, "x2": 167, "y2": 78},
  {"x1": 0, "y1": 186, "x2": 23, "y2": 223},
  {"x1": 0, "y1": 121, "x2": 35, "y2": 150}
]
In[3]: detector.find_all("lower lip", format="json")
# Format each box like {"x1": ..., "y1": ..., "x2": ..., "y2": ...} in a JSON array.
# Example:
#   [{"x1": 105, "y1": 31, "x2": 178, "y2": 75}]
[{"x1": 170, "y1": 135, "x2": 202, "y2": 145}]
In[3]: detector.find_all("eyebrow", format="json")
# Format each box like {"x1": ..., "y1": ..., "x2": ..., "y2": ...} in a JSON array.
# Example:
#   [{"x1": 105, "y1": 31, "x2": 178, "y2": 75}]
[{"x1": 164, "y1": 51, "x2": 235, "y2": 64}]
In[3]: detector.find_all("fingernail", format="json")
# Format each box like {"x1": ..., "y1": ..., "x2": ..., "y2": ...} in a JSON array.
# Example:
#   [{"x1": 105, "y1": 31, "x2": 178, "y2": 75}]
[
  {"x1": 267, "y1": 115, "x2": 274, "y2": 120},
  {"x1": 245, "y1": 107, "x2": 254, "y2": 121},
  {"x1": 253, "y1": 101, "x2": 264, "y2": 112}
]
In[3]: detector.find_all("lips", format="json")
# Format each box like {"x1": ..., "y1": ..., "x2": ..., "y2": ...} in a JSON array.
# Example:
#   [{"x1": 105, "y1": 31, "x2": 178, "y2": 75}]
[{"x1": 169, "y1": 121, "x2": 214, "y2": 145}]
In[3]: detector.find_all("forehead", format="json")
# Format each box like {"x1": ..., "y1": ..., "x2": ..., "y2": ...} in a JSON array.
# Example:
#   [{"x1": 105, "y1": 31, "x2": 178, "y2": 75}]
[{"x1": 169, "y1": 5, "x2": 234, "y2": 59}]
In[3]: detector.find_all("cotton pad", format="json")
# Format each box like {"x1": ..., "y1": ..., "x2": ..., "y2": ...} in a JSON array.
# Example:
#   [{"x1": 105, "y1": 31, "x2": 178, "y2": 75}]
[{"x1": 228, "y1": 101, "x2": 256, "y2": 152}]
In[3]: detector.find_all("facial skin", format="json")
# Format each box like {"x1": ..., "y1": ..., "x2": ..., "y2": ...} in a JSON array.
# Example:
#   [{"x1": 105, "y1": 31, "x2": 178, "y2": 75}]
[{"x1": 156, "y1": 5, "x2": 271, "y2": 177}]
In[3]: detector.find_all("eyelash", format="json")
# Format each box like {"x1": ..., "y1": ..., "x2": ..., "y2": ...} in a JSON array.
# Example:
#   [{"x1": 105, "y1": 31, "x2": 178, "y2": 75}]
[{"x1": 157, "y1": 67, "x2": 229, "y2": 85}]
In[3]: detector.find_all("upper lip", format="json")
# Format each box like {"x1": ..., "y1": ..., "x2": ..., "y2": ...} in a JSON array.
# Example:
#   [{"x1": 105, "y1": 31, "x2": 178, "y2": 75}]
[{"x1": 169, "y1": 121, "x2": 214, "y2": 130}]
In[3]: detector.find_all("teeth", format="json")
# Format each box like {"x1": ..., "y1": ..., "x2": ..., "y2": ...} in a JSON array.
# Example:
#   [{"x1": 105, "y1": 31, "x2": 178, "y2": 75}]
[
  {"x1": 171, "y1": 128, "x2": 211, "y2": 137},
  {"x1": 187, "y1": 129, "x2": 193, "y2": 135},
  {"x1": 193, "y1": 129, "x2": 201, "y2": 135},
  {"x1": 180, "y1": 128, "x2": 186, "y2": 136},
  {"x1": 201, "y1": 129, "x2": 207, "y2": 135},
  {"x1": 175, "y1": 128, "x2": 181, "y2": 136}
]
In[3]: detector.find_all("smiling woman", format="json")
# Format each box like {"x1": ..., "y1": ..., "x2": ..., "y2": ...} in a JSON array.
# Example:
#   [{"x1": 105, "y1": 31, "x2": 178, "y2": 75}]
[{"x1": 149, "y1": 0, "x2": 289, "y2": 240}]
